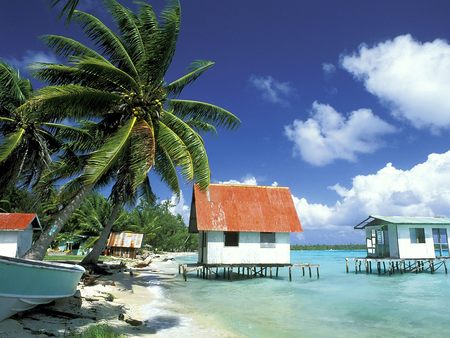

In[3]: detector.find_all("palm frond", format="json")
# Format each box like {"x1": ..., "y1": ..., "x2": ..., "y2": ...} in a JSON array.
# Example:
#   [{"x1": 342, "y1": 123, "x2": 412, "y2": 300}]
[
  {"x1": 154, "y1": 146, "x2": 180, "y2": 195},
  {"x1": 140, "y1": 0, "x2": 180, "y2": 83},
  {"x1": 72, "y1": 10, "x2": 138, "y2": 78},
  {"x1": 158, "y1": 121, "x2": 193, "y2": 181},
  {"x1": 186, "y1": 119, "x2": 217, "y2": 135},
  {"x1": 104, "y1": 0, "x2": 145, "y2": 63},
  {"x1": 166, "y1": 60, "x2": 215, "y2": 96},
  {"x1": 170, "y1": 99, "x2": 240, "y2": 129},
  {"x1": 50, "y1": 0, "x2": 79, "y2": 22},
  {"x1": 81, "y1": 117, "x2": 137, "y2": 186},
  {"x1": 0, "y1": 128, "x2": 24, "y2": 163},
  {"x1": 27, "y1": 85, "x2": 120, "y2": 120},
  {"x1": 73, "y1": 56, "x2": 140, "y2": 92},
  {"x1": 0, "y1": 61, "x2": 28, "y2": 107},
  {"x1": 138, "y1": 175, "x2": 156, "y2": 204},
  {"x1": 40, "y1": 35, "x2": 107, "y2": 61},
  {"x1": 161, "y1": 111, "x2": 210, "y2": 189}
]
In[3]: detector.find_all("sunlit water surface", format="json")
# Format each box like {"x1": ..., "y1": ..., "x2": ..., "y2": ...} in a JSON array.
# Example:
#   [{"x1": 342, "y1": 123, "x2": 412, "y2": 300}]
[{"x1": 148, "y1": 250, "x2": 450, "y2": 337}]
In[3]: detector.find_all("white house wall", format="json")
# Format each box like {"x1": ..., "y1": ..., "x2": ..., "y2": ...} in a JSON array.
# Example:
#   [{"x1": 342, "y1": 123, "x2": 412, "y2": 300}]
[
  {"x1": 397, "y1": 224, "x2": 450, "y2": 259},
  {"x1": 16, "y1": 229, "x2": 33, "y2": 258},
  {"x1": 0, "y1": 232, "x2": 19, "y2": 257},
  {"x1": 204, "y1": 231, "x2": 291, "y2": 264}
]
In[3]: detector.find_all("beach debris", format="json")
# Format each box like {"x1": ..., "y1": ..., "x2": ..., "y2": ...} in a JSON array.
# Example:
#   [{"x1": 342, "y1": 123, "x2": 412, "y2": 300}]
[
  {"x1": 83, "y1": 275, "x2": 98, "y2": 286},
  {"x1": 134, "y1": 255, "x2": 153, "y2": 268},
  {"x1": 118, "y1": 312, "x2": 143, "y2": 326}
]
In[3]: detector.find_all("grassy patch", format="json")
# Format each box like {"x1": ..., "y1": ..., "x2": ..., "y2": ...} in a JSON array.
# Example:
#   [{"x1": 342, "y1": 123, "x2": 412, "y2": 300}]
[
  {"x1": 44, "y1": 255, "x2": 110, "y2": 262},
  {"x1": 72, "y1": 324, "x2": 125, "y2": 338}
]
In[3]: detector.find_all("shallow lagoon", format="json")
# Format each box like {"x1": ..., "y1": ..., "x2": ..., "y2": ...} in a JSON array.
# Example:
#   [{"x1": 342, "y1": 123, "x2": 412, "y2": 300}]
[{"x1": 167, "y1": 250, "x2": 450, "y2": 337}]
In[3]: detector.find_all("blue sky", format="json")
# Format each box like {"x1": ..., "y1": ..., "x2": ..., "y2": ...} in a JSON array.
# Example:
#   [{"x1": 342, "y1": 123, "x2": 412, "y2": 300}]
[{"x1": 1, "y1": 0, "x2": 450, "y2": 244}]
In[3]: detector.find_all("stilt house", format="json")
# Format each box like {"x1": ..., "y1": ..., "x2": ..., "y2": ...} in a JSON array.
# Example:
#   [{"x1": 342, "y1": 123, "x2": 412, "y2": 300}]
[
  {"x1": 189, "y1": 184, "x2": 302, "y2": 265},
  {"x1": 0, "y1": 213, "x2": 41, "y2": 258},
  {"x1": 355, "y1": 215, "x2": 450, "y2": 259}
]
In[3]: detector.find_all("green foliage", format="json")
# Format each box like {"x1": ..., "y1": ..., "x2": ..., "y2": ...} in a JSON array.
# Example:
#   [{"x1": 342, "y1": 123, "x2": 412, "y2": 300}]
[
  {"x1": 71, "y1": 324, "x2": 125, "y2": 338},
  {"x1": 291, "y1": 244, "x2": 366, "y2": 251}
]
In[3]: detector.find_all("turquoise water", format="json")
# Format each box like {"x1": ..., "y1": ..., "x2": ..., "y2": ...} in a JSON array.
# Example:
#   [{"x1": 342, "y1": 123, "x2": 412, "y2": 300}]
[{"x1": 167, "y1": 250, "x2": 450, "y2": 337}]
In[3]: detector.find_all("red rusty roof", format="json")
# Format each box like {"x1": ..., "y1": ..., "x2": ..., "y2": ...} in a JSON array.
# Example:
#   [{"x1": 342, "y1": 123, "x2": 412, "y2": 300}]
[
  {"x1": 189, "y1": 184, "x2": 302, "y2": 233},
  {"x1": 0, "y1": 213, "x2": 41, "y2": 231},
  {"x1": 107, "y1": 232, "x2": 144, "y2": 248}
]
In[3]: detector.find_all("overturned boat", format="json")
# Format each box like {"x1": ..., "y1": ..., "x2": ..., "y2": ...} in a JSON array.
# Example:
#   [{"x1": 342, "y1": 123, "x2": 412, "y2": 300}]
[{"x1": 0, "y1": 255, "x2": 85, "y2": 321}]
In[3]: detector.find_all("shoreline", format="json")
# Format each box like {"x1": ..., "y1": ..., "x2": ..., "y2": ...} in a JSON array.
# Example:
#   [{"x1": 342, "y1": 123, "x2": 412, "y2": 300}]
[{"x1": 0, "y1": 252, "x2": 238, "y2": 337}]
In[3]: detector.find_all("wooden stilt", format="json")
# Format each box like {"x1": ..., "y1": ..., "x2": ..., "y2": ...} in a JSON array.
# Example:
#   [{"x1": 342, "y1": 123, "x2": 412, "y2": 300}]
[
  {"x1": 183, "y1": 266, "x2": 187, "y2": 282},
  {"x1": 270, "y1": 267, "x2": 273, "y2": 278},
  {"x1": 302, "y1": 266, "x2": 305, "y2": 276},
  {"x1": 308, "y1": 265, "x2": 312, "y2": 278},
  {"x1": 377, "y1": 261, "x2": 381, "y2": 274},
  {"x1": 276, "y1": 267, "x2": 279, "y2": 277},
  {"x1": 345, "y1": 258, "x2": 349, "y2": 273},
  {"x1": 316, "y1": 266, "x2": 320, "y2": 279},
  {"x1": 289, "y1": 266, "x2": 292, "y2": 281},
  {"x1": 443, "y1": 260, "x2": 448, "y2": 274}
]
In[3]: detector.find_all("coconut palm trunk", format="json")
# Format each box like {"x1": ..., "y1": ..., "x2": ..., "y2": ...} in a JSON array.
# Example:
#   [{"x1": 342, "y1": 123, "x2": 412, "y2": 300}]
[
  {"x1": 81, "y1": 202, "x2": 122, "y2": 265},
  {"x1": 24, "y1": 184, "x2": 93, "y2": 260}
]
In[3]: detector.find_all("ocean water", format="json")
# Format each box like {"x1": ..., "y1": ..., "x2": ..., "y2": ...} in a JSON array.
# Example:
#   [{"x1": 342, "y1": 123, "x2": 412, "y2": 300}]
[{"x1": 156, "y1": 250, "x2": 450, "y2": 338}]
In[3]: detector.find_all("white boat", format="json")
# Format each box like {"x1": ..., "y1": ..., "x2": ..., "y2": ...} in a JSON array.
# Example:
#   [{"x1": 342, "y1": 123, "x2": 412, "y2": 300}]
[{"x1": 0, "y1": 255, "x2": 85, "y2": 321}]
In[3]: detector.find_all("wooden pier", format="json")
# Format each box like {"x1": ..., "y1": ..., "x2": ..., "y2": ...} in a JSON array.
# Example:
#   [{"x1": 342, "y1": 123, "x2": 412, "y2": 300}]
[
  {"x1": 345, "y1": 257, "x2": 449, "y2": 275},
  {"x1": 179, "y1": 263, "x2": 320, "y2": 281}
]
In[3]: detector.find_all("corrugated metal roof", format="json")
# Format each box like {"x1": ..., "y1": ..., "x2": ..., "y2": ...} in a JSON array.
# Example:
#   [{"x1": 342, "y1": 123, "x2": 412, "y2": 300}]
[
  {"x1": 355, "y1": 215, "x2": 450, "y2": 229},
  {"x1": 107, "y1": 232, "x2": 143, "y2": 248},
  {"x1": 0, "y1": 213, "x2": 40, "y2": 231},
  {"x1": 189, "y1": 184, "x2": 302, "y2": 233}
]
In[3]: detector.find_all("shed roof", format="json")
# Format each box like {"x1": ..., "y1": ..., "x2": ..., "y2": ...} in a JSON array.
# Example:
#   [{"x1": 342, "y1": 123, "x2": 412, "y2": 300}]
[
  {"x1": 0, "y1": 213, "x2": 41, "y2": 231},
  {"x1": 189, "y1": 184, "x2": 302, "y2": 233},
  {"x1": 107, "y1": 232, "x2": 143, "y2": 248},
  {"x1": 355, "y1": 215, "x2": 450, "y2": 229}
]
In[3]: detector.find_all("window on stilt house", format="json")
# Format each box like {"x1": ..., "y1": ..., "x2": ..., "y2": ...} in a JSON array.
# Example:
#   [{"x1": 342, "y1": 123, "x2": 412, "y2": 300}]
[
  {"x1": 224, "y1": 232, "x2": 239, "y2": 246},
  {"x1": 260, "y1": 232, "x2": 276, "y2": 248},
  {"x1": 410, "y1": 228, "x2": 425, "y2": 243}
]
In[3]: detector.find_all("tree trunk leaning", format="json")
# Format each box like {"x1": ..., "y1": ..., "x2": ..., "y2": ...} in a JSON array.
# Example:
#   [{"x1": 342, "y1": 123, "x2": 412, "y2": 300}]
[
  {"x1": 81, "y1": 202, "x2": 122, "y2": 265},
  {"x1": 24, "y1": 184, "x2": 92, "y2": 260}
]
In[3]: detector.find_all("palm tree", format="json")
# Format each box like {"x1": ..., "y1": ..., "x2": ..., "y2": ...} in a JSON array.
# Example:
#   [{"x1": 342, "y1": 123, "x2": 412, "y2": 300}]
[
  {"x1": 50, "y1": 0, "x2": 79, "y2": 22},
  {"x1": 0, "y1": 61, "x2": 85, "y2": 196},
  {"x1": 24, "y1": 0, "x2": 240, "y2": 260}
]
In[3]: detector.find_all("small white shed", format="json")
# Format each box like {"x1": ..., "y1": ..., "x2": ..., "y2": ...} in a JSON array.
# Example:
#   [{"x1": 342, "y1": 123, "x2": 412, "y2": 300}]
[
  {"x1": 189, "y1": 184, "x2": 302, "y2": 265},
  {"x1": 0, "y1": 213, "x2": 42, "y2": 258},
  {"x1": 355, "y1": 215, "x2": 450, "y2": 259}
]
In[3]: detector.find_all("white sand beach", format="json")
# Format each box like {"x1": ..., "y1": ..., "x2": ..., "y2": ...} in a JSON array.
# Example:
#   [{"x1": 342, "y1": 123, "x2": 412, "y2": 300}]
[{"x1": 0, "y1": 253, "x2": 238, "y2": 337}]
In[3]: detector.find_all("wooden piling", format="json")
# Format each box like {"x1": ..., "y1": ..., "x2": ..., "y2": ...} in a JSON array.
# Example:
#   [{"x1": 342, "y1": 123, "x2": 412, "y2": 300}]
[
  {"x1": 289, "y1": 266, "x2": 292, "y2": 281},
  {"x1": 316, "y1": 266, "x2": 320, "y2": 279},
  {"x1": 276, "y1": 267, "x2": 279, "y2": 277},
  {"x1": 346, "y1": 258, "x2": 349, "y2": 273},
  {"x1": 308, "y1": 265, "x2": 312, "y2": 278}
]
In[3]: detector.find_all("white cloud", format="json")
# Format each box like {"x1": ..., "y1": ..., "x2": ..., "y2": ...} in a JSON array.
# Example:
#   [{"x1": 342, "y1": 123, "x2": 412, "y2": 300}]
[
  {"x1": 293, "y1": 151, "x2": 450, "y2": 230},
  {"x1": 249, "y1": 75, "x2": 294, "y2": 104},
  {"x1": 322, "y1": 62, "x2": 336, "y2": 75},
  {"x1": 284, "y1": 101, "x2": 396, "y2": 166},
  {"x1": 218, "y1": 175, "x2": 258, "y2": 186},
  {"x1": 341, "y1": 34, "x2": 450, "y2": 131},
  {"x1": 166, "y1": 191, "x2": 190, "y2": 224},
  {"x1": 8, "y1": 50, "x2": 58, "y2": 71}
]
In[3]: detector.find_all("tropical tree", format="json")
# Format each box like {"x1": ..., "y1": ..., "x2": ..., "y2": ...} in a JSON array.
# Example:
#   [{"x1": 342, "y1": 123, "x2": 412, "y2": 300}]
[
  {"x1": 50, "y1": 0, "x2": 80, "y2": 22},
  {"x1": 0, "y1": 61, "x2": 85, "y2": 196},
  {"x1": 24, "y1": 0, "x2": 239, "y2": 260}
]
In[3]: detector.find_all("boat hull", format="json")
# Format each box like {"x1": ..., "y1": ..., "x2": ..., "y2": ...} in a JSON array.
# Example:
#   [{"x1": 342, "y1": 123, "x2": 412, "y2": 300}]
[{"x1": 0, "y1": 256, "x2": 85, "y2": 321}]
